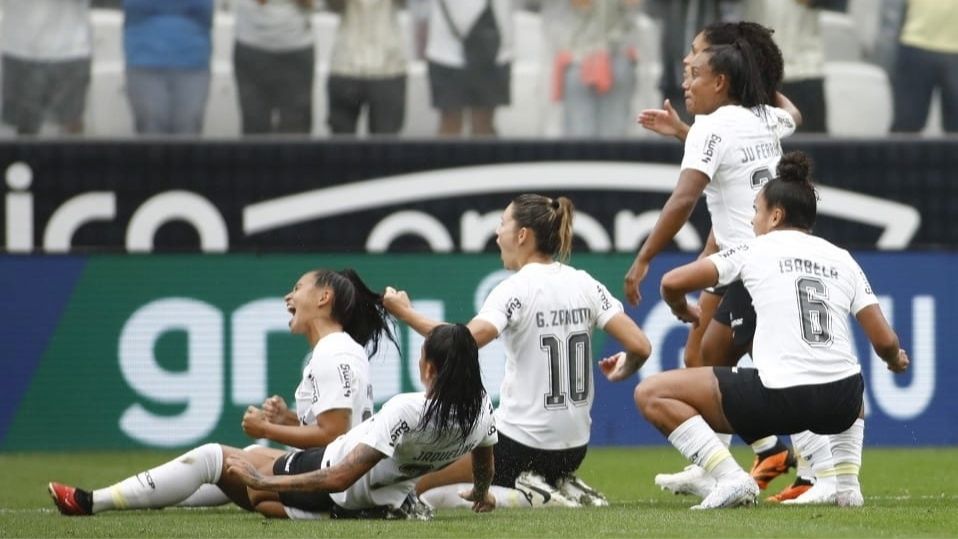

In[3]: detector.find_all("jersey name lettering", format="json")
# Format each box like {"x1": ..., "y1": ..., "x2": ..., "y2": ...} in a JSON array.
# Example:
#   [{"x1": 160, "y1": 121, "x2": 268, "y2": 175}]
[
  {"x1": 534, "y1": 307, "x2": 592, "y2": 328},
  {"x1": 739, "y1": 141, "x2": 782, "y2": 164},
  {"x1": 778, "y1": 257, "x2": 840, "y2": 279}
]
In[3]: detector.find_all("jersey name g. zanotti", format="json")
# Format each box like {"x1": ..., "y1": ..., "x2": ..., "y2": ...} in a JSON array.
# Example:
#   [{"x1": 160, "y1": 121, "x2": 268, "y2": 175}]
[
  {"x1": 708, "y1": 230, "x2": 878, "y2": 388},
  {"x1": 294, "y1": 332, "x2": 373, "y2": 431},
  {"x1": 325, "y1": 392, "x2": 497, "y2": 510},
  {"x1": 475, "y1": 262, "x2": 622, "y2": 450},
  {"x1": 682, "y1": 105, "x2": 797, "y2": 250}
]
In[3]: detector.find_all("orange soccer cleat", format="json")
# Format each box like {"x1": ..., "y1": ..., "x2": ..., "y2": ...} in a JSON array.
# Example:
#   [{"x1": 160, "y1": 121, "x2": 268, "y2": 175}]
[
  {"x1": 749, "y1": 448, "x2": 796, "y2": 490},
  {"x1": 48, "y1": 482, "x2": 92, "y2": 516}
]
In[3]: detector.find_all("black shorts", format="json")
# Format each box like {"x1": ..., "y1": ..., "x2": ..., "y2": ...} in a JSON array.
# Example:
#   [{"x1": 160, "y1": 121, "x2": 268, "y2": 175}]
[
  {"x1": 715, "y1": 367, "x2": 864, "y2": 444},
  {"x1": 428, "y1": 61, "x2": 511, "y2": 110},
  {"x1": 712, "y1": 280, "x2": 756, "y2": 348},
  {"x1": 1, "y1": 54, "x2": 90, "y2": 133},
  {"x1": 492, "y1": 432, "x2": 587, "y2": 487},
  {"x1": 273, "y1": 447, "x2": 333, "y2": 512}
]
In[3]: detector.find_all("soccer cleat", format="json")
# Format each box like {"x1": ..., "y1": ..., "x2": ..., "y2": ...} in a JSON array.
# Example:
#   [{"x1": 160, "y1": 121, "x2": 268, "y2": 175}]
[
  {"x1": 749, "y1": 448, "x2": 796, "y2": 490},
  {"x1": 782, "y1": 478, "x2": 837, "y2": 505},
  {"x1": 515, "y1": 471, "x2": 581, "y2": 507},
  {"x1": 48, "y1": 482, "x2": 92, "y2": 516},
  {"x1": 836, "y1": 489, "x2": 864, "y2": 508},
  {"x1": 690, "y1": 475, "x2": 759, "y2": 510},
  {"x1": 654, "y1": 465, "x2": 716, "y2": 499},
  {"x1": 766, "y1": 478, "x2": 813, "y2": 503},
  {"x1": 556, "y1": 475, "x2": 610, "y2": 507}
]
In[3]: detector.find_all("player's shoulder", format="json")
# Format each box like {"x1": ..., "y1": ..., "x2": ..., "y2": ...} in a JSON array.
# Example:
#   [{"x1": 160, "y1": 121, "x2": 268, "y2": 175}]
[{"x1": 380, "y1": 392, "x2": 426, "y2": 417}]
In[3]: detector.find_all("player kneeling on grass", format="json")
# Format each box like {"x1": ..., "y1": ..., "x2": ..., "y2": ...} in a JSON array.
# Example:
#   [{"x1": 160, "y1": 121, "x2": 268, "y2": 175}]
[
  {"x1": 50, "y1": 324, "x2": 497, "y2": 520},
  {"x1": 634, "y1": 152, "x2": 910, "y2": 510}
]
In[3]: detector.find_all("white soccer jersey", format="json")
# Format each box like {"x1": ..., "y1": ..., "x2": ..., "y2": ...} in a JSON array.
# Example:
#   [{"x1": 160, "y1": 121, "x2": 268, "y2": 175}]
[
  {"x1": 681, "y1": 105, "x2": 797, "y2": 250},
  {"x1": 708, "y1": 230, "x2": 878, "y2": 388},
  {"x1": 325, "y1": 392, "x2": 497, "y2": 510},
  {"x1": 294, "y1": 332, "x2": 373, "y2": 430},
  {"x1": 475, "y1": 262, "x2": 623, "y2": 450}
]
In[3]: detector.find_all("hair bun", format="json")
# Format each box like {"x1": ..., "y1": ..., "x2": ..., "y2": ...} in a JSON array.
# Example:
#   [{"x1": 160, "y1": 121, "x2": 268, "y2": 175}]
[{"x1": 776, "y1": 151, "x2": 812, "y2": 183}]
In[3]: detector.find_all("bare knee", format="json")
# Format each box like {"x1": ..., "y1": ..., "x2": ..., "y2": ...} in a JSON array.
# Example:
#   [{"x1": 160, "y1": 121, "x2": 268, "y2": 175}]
[{"x1": 634, "y1": 377, "x2": 663, "y2": 418}]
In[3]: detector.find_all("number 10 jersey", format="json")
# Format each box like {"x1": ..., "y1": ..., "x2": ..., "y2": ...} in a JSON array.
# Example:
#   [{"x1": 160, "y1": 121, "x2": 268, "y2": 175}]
[{"x1": 475, "y1": 262, "x2": 623, "y2": 450}]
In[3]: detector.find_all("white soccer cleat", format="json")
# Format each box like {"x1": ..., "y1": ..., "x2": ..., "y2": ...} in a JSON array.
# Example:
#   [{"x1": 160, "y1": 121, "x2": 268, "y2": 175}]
[
  {"x1": 690, "y1": 474, "x2": 758, "y2": 510},
  {"x1": 836, "y1": 489, "x2": 864, "y2": 508},
  {"x1": 782, "y1": 478, "x2": 837, "y2": 505},
  {"x1": 515, "y1": 471, "x2": 581, "y2": 508},
  {"x1": 655, "y1": 465, "x2": 716, "y2": 499},
  {"x1": 556, "y1": 475, "x2": 610, "y2": 507}
]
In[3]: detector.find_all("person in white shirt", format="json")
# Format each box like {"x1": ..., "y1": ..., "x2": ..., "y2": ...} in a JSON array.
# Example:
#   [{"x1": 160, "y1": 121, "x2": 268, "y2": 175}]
[
  {"x1": 226, "y1": 323, "x2": 498, "y2": 519},
  {"x1": 628, "y1": 21, "x2": 820, "y2": 501},
  {"x1": 635, "y1": 151, "x2": 910, "y2": 509},
  {"x1": 384, "y1": 194, "x2": 652, "y2": 508},
  {"x1": 0, "y1": 0, "x2": 92, "y2": 135},
  {"x1": 48, "y1": 268, "x2": 398, "y2": 518}
]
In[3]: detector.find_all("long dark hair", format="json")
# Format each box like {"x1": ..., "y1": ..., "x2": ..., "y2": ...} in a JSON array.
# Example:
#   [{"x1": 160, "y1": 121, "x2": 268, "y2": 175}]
[
  {"x1": 762, "y1": 151, "x2": 819, "y2": 230},
  {"x1": 419, "y1": 324, "x2": 486, "y2": 441},
  {"x1": 703, "y1": 21, "x2": 784, "y2": 104},
  {"x1": 312, "y1": 268, "x2": 398, "y2": 357},
  {"x1": 705, "y1": 39, "x2": 771, "y2": 109},
  {"x1": 510, "y1": 194, "x2": 575, "y2": 263}
]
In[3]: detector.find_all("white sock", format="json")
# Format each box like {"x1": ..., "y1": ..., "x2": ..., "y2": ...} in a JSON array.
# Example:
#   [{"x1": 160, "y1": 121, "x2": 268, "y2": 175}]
[
  {"x1": 794, "y1": 454, "x2": 813, "y2": 482},
  {"x1": 830, "y1": 419, "x2": 864, "y2": 493},
  {"x1": 420, "y1": 484, "x2": 531, "y2": 509},
  {"x1": 791, "y1": 431, "x2": 836, "y2": 484},
  {"x1": 175, "y1": 484, "x2": 230, "y2": 507},
  {"x1": 91, "y1": 443, "x2": 223, "y2": 513},
  {"x1": 715, "y1": 433, "x2": 733, "y2": 447},
  {"x1": 668, "y1": 416, "x2": 746, "y2": 482},
  {"x1": 175, "y1": 444, "x2": 259, "y2": 507},
  {"x1": 750, "y1": 435, "x2": 778, "y2": 455}
]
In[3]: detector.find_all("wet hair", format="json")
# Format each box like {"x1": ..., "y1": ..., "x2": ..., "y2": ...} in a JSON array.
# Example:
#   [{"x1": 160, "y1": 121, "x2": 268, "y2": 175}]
[
  {"x1": 419, "y1": 324, "x2": 486, "y2": 441},
  {"x1": 703, "y1": 21, "x2": 784, "y2": 102},
  {"x1": 312, "y1": 268, "x2": 398, "y2": 357},
  {"x1": 761, "y1": 151, "x2": 819, "y2": 230},
  {"x1": 703, "y1": 39, "x2": 770, "y2": 109},
  {"x1": 510, "y1": 194, "x2": 574, "y2": 262}
]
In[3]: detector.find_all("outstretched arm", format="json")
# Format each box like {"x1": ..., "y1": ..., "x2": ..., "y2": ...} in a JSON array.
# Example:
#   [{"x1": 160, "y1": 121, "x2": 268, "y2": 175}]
[
  {"x1": 660, "y1": 258, "x2": 720, "y2": 325},
  {"x1": 225, "y1": 443, "x2": 384, "y2": 493},
  {"x1": 774, "y1": 92, "x2": 803, "y2": 128},
  {"x1": 624, "y1": 169, "x2": 709, "y2": 305},
  {"x1": 598, "y1": 313, "x2": 652, "y2": 381},
  {"x1": 856, "y1": 304, "x2": 909, "y2": 373},
  {"x1": 637, "y1": 99, "x2": 691, "y2": 142},
  {"x1": 384, "y1": 287, "x2": 500, "y2": 347},
  {"x1": 459, "y1": 445, "x2": 496, "y2": 513}
]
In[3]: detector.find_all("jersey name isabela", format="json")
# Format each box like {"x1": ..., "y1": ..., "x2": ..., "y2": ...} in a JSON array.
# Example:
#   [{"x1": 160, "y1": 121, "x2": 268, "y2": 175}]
[
  {"x1": 294, "y1": 332, "x2": 373, "y2": 430},
  {"x1": 682, "y1": 105, "x2": 797, "y2": 250},
  {"x1": 708, "y1": 230, "x2": 878, "y2": 388},
  {"x1": 475, "y1": 262, "x2": 623, "y2": 450},
  {"x1": 324, "y1": 392, "x2": 497, "y2": 510}
]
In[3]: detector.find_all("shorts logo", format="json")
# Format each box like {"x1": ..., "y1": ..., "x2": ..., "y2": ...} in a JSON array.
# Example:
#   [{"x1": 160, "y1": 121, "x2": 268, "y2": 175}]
[{"x1": 730, "y1": 318, "x2": 743, "y2": 328}]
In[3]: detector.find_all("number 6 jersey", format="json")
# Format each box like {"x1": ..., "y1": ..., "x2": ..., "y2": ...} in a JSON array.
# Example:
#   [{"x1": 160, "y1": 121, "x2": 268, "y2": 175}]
[
  {"x1": 708, "y1": 230, "x2": 878, "y2": 389},
  {"x1": 475, "y1": 261, "x2": 623, "y2": 450}
]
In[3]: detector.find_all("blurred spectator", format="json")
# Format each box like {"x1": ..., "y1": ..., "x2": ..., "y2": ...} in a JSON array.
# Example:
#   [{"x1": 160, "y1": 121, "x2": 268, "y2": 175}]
[
  {"x1": 0, "y1": 0, "x2": 93, "y2": 136},
  {"x1": 540, "y1": 0, "x2": 641, "y2": 138},
  {"x1": 122, "y1": 0, "x2": 214, "y2": 135},
  {"x1": 426, "y1": 0, "x2": 515, "y2": 137},
  {"x1": 327, "y1": 0, "x2": 408, "y2": 136},
  {"x1": 870, "y1": 0, "x2": 906, "y2": 73},
  {"x1": 890, "y1": 0, "x2": 958, "y2": 133},
  {"x1": 644, "y1": 1, "x2": 741, "y2": 122},
  {"x1": 744, "y1": 0, "x2": 847, "y2": 134},
  {"x1": 233, "y1": 0, "x2": 315, "y2": 135}
]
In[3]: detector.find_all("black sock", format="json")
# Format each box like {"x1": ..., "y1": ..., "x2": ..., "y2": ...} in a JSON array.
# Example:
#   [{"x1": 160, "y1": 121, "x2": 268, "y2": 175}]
[
  {"x1": 73, "y1": 488, "x2": 93, "y2": 514},
  {"x1": 756, "y1": 440, "x2": 789, "y2": 461},
  {"x1": 793, "y1": 477, "x2": 814, "y2": 487}
]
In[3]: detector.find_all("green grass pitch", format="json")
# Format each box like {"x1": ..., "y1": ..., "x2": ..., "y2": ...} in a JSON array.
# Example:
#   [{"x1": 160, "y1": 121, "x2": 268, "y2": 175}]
[{"x1": 2, "y1": 446, "x2": 956, "y2": 538}]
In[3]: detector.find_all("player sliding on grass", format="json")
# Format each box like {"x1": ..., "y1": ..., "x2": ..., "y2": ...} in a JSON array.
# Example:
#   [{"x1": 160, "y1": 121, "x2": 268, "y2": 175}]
[
  {"x1": 385, "y1": 194, "x2": 652, "y2": 508},
  {"x1": 49, "y1": 268, "x2": 405, "y2": 518},
  {"x1": 635, "y1": 151, "x2": 910, "y2": 509}
]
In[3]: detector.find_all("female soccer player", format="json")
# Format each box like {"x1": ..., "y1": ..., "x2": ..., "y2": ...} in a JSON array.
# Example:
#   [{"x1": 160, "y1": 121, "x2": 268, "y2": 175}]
[
  {"x1": 635, "y1": 151, "x2": 909, "y2": 509},
  {"x1": 625, "y1": 21, "x2": 812, "y2": 499},
  {"x1": 49, "y1": 268, "x2": 399, "y2": 517},
  {"x1": 384, "y1": 194, "x2": 652, "y2": 507},
  {"x1": 226, "y1": 323, "x2": 498, "y2": 518}
]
